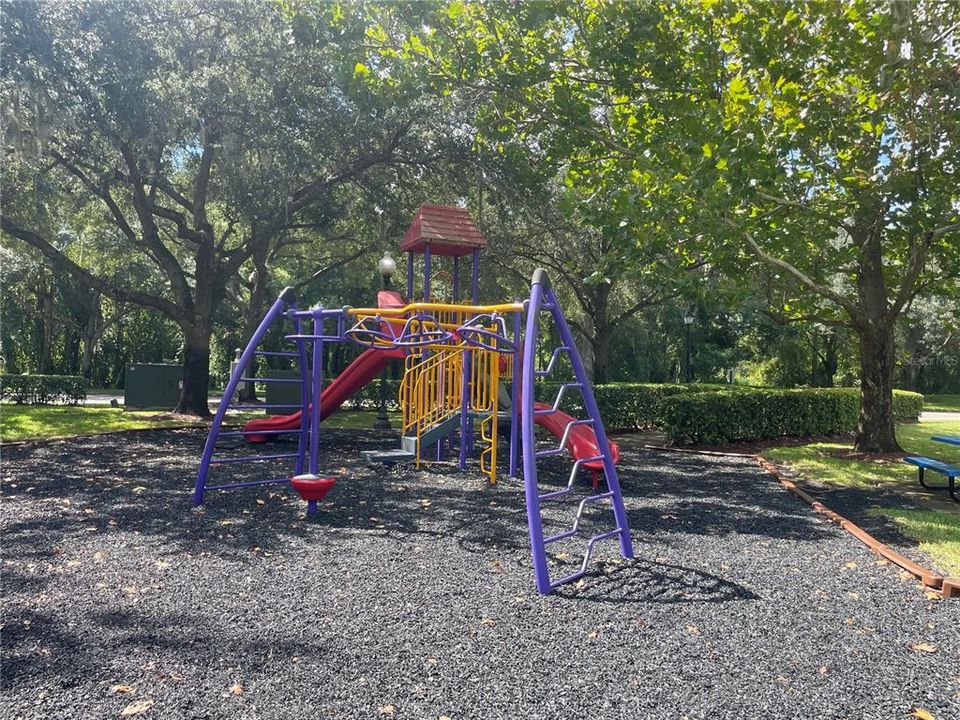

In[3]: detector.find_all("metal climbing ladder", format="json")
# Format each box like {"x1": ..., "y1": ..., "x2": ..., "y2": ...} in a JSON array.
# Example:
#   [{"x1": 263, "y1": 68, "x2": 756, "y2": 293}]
[
  {"x1": 520, "y1": 270, "x2": 634, "y2": 593},
  {"x1": 193, "y1": 287, "x2": 311, "y2": 505}
]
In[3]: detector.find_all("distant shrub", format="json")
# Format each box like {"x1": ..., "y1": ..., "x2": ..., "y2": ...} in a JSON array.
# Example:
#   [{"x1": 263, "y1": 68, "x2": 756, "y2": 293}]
[{"x1": 0, "y1": 374, "x2": 88, "y2": 405}]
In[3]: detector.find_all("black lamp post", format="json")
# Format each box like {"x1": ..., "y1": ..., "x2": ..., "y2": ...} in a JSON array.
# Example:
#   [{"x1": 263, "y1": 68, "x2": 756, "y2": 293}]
[
  {"x1": 683, "y1": 311, "x2": 694, "y2": 383},
  {"x1": 374, "y1": 252, "x2": 397, "y2": 430}
]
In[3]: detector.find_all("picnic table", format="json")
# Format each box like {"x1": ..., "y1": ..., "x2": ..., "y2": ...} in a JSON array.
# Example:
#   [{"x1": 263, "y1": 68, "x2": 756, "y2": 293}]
[
  {"x1": 931, "y1": 435, "x2": 960, "y2": 447},
  {"x1": 902, "y1": 434, "x2": 960, "y2": 502}
]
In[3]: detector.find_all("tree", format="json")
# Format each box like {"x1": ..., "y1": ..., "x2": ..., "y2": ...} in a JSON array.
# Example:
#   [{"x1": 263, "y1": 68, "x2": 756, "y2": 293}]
[
  {"x1": 2, "y1": 0, "x2": 426, "y2": 414},
  {"x1": 368, "y1": 0, "x2": 960, "y2": 451}
]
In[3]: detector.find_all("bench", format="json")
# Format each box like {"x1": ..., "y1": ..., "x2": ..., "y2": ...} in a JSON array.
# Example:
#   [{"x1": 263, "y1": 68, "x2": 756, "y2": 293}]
[{"x1": 904, "y1": 456, "x2": 959, "y2": 502}]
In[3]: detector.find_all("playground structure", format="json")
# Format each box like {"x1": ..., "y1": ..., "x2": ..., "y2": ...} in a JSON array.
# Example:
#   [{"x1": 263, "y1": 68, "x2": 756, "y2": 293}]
[{"x1": 194, "y1": 204, "x2": 633, "y2": 593}]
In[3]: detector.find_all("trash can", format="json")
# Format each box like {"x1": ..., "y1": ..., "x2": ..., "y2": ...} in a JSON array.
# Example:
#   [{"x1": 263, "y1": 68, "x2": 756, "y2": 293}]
[{"x1": 124, "y1": 363, "x2": 182, "y2": 409}]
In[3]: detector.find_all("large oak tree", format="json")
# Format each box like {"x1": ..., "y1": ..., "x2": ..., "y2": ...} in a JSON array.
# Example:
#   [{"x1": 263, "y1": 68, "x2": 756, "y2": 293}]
[{"x1": 2, "y1": 0, "x2": 427, "y2": 414}]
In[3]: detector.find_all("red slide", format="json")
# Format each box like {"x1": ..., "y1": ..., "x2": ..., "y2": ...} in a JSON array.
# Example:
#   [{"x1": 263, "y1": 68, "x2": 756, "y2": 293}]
[
  {"x1": 532, "y1": 402, "x2": 619, "y2": 471},
  {"x1": 243, "y1": 346, "x2": 405, "y2": 442}
]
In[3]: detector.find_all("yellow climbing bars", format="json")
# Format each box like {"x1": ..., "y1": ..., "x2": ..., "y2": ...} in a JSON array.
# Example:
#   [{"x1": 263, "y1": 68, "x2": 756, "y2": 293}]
[
  {"x1": 400, "y1": 347, "x2": 464, "y2": 467},
  {"x1": 472, "y1": 345, "x2": 500, "y2": 484},
  {"x1": 386, "y1": 303, "x2": 519, "y2": 481}
]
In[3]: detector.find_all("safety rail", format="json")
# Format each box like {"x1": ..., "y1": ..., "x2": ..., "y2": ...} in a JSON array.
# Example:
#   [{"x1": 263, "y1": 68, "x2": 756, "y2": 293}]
[{"x1": 400, "y1": 346, "x2": 464, "y2": 466}]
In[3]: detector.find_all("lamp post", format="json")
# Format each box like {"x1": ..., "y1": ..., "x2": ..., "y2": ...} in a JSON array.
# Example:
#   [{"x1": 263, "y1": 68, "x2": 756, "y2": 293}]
[
  {"x1": 374, "y1": 252, "x2": 396, "y2": 430},
  {"x1": 683, "y1": 312, "x2": 694, "y2": 383}
]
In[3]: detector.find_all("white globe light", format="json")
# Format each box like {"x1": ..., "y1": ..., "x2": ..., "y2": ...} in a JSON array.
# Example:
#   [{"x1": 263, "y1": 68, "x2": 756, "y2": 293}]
[{"x1": 377, "y1": 251, "x2": 397, "y2": 278}]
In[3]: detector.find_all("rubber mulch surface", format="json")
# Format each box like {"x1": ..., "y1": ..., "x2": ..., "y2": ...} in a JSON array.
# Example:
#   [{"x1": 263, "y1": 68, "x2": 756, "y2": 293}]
[{"x1": 2, "y1": 429, "x2": 958, "y2": 719}]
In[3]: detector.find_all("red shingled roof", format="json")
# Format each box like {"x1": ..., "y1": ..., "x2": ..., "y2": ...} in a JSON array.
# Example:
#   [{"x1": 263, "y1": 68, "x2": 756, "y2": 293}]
[{"x1": 399, "y1": 203, "x2": 487, "y2": 257}]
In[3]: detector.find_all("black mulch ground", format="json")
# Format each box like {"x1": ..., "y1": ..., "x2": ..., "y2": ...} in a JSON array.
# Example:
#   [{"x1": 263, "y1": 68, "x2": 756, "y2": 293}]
[{"x1": 2, "y1": 429, "x2": 958, "y2": 720}]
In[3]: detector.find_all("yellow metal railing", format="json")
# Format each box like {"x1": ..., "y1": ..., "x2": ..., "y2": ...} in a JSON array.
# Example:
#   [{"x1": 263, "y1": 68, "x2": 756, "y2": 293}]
[
  {"x1": 347, "y1": 301, "x2": 524, "y2": 318},
  {"x1": 386, "y1": 303, "x2": 517, "y2": 479},
  {"x1": 400, "y1": 346, "x2": 464, "y2": 467}
]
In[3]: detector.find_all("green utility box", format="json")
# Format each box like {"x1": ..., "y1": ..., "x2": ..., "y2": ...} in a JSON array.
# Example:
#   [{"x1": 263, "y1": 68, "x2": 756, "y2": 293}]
[
  {"x1": 264, "y1": 370, "x2": 303, "y2": 415},
  {"x1": 125, "y1": 363, "x2": 182, "y2": 409}
]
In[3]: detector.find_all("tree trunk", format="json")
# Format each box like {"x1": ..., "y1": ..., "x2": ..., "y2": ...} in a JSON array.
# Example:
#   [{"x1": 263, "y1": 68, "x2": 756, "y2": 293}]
[
  {"x1": 176, "y1": 314, "x2": 213, "y2": 416},
  {"x1": 593, "y1": 323, "x2": 614, "y2": 384},
  {"x1": 238, "y1": 255, "x2": 269, "y2": 402},
  {"x1": 37, "y1": 274, "x2": 55, "y2": 373},
  {"x1": 80, "y1": 291, "x2": 103, "y2": 379},
  {"x1": 821, "y1": 334, "x2": 838, "y2": 387},
  {"x1": 854, "y1": 321, "x2": 901, "y2": 453}
]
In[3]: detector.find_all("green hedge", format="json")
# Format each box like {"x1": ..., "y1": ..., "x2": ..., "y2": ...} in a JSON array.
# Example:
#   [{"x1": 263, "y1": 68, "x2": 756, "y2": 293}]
[
  {"x1": 662, "y1": 388, "x2": 924, "y2": 445},
  {"x1": 0, "y1": 374, "x2": 88, "y2": 405},
  {"x1": 533, "y1": 382, "x2": 742, "y2": 431},
  {"x1": 348, "y1": 378, "x2": 402, "y2": 411},
  {"x1": 893, "y1": 390, "x2": 924, "y2": 422}
]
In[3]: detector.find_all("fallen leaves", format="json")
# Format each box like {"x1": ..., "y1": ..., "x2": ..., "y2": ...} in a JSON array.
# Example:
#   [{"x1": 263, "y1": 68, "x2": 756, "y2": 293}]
[
  {"x1": 230, "y1": 683, "x2": 243, "y2": 696},
  {"x1": 909, "y1": 709, "x2": 935, "y2": 720},
  {"x1": 480, "y1": 617, "x2": 496, "y2": 627},
  {"x1": 110, "y1": 684, "x2": 135, "y2": 694},
  {"x1": 908, "y1": 642, "x2": 938, "y2": 654},
  {"x1": 120, "y1": 699, "x2": 154, "y2": 716},
  {"x1": 378, "y1": 704, "x2": 396, "y2": 716},
  {"x1": 686, "y1": 624, "x2": 700, "y2": 635}
]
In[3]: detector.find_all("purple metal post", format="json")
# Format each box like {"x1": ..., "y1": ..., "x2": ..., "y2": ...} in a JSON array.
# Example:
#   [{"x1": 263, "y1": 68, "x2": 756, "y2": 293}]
[
  {"x1": 521, "y1": 280, "x2": 552, "y2": 593},
  {"x1": 470, "y1": 249, "x2": 480, "y2": 303},
  {"x1": 293, "y1": 312, "x2": 310, "y2": 476},
  {"x1": 423, "y1": 243, "x2": 431, "y2": 301},
  {"x1": 194, "y1": 288, "x2": 296, "y2": 506},
  {"x1": 309, "y1": 312, "x2": 324, "y2": 475},
  {"x1": 452, "y1": 255, "x2": 460, "y2": 301},
  {"x1": 546, "y1": 285, "x2": 634, "y2": 562},
  {"x1": 407, "y1": 252, "x2": 414, "y2": 300},
  {"x1": 508, "y1": 306, "x2": 522, "y2": 477}
]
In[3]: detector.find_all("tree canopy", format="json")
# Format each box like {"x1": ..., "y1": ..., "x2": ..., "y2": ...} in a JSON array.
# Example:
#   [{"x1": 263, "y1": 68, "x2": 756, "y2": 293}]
[{"x1": 2, "y1": 0, "x2": 958, "y2": 450}]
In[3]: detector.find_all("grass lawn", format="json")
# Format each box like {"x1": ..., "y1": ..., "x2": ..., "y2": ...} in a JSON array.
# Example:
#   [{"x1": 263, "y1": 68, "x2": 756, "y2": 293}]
[
  {"x1": 765, "y1": 419, "x2": 960, "y2": 488},
  {"x1": 865, "y1": 508, "x2": 960, "y2": 576},
  {"x1": 923, "y1": 394, "x2": 960, "y2": 413},
  {"x1": 1, "y1": 404, "x2": 400, "y2": 442},
  {"x1": 1, "y1": 406, "x2": 206, "y2": 442},
  {"x1": 766, "y1": 418, "x2": 960, "y2": 576}
]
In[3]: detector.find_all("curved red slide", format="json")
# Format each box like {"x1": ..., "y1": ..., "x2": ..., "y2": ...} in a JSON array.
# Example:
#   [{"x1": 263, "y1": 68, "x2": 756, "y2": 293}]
[
  {"x1": 532, "y1": 402, "x2": 619, "y2": 471},
  {"x1": 243, "y1": 346, "x2": 405, "y2": 442}
]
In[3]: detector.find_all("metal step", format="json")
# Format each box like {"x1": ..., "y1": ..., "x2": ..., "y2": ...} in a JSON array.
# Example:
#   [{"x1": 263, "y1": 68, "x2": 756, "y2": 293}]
[
  {"x1": 361, "y1": 448, "x2": 416, "y2": 465},
  {"x1": 401, "y1": 413, "x2": 462, "y2": 453}
]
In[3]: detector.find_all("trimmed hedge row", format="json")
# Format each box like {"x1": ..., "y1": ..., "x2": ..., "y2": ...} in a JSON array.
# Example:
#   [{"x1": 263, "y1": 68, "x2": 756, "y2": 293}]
[
  {"x1": 662, "y1": 388, "x2": 923, "y2": 445},
  {"x1": 349, "y1": 378, "x2": 402, "y2": 411},
  {"x1": 1, "y1": 374, "x2": 88, "y2": 405},
  {"x1": 534, "y1": 382, "x2": 744, "y2": 431}
]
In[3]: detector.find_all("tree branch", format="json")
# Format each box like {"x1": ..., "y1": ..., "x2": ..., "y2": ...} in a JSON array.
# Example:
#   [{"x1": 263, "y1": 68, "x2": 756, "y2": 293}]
[
  {"x1": 1, "y1": 217, "x2": 182, "y2": 320},
  {"x1": 733, "y1": 220, "x2": 861, "y2": 318}
]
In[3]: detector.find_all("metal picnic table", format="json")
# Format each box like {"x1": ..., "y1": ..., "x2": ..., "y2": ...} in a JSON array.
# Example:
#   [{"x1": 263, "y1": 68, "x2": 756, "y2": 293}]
[{"x1": 931, "y1": 435, "x2": 960, "y2": 447}]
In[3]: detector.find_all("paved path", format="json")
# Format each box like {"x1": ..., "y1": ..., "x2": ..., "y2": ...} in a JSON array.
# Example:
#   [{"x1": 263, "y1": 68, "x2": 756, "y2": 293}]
[
  {"x1": 2, "y1": 429, "x2": 958, "y2": 719},
  {"x1": 921, "y1": 410, "x2": 960, "y2": 423}
]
